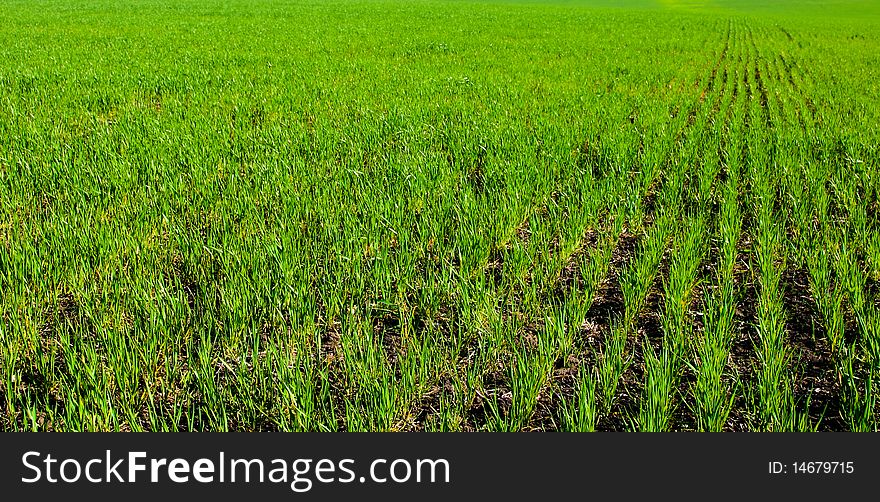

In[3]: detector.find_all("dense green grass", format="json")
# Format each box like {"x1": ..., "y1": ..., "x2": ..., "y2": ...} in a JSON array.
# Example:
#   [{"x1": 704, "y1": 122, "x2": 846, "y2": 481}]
[{"x1": 1, "y1": 0, "x2": 878, "y2": 431}]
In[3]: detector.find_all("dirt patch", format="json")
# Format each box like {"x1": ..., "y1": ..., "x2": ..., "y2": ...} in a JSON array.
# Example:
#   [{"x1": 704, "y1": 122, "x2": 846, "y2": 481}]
[
  {"x1": 374, "y1": 311, "x2": 404, "y2": 369},
  {"x1": 642, "y1": 183, "x2": 660, "y2": 226},
  {"x1": 464, "y1": 352, "x2": 514, "y2": 431},
  {"x1": 600, "y1": 241, "x2": 673, "y2": 431},
  {"x1": 550, "y1": 229, "x2": 647, "y2": 431},
  {"x1": 466, "y1": 163, "x2": 486, "y2": 195},
  {"x1": 484, "y1": 247, "x2": 505, "y2": 287},
  {"x1": 580, "y1": 231, "x2": 639, "y2": 328},
  {"x1": 550, "y1": 227, "x2": 602, "y2": 302},
  {"x1": 577, "y1": 135, "x2": 614, "y2": 179},
  {"x1": 406, "y1": 375, "x2": 456, "y2": 431},
  {"x1": 316, "y1": 316, "x2": 350, "y2": 431},
  {"x1": 749, "y1": 33, "x2": 773, "y2": 131},
  {"x1": 170, "y1": 254, "x2": 200, "y2": 313},
  {"x1": 39, "y1": 291, "x2": 98, "y2": 342},
  {"x1": 726, "y1": 242, "x2": 760, "y2": 431},
  {"x1": 515, "y1": 217, "x2": 531, "y2": 245},
  {"x1": 526, "y1": 372, "x2": 569, "y2": 431},
  {"x1": 867, "y1": 276, "x2": 880, "y2": 311},
  {"x1": 781, "y1": 268, "x2": 846, "y2": 431}
]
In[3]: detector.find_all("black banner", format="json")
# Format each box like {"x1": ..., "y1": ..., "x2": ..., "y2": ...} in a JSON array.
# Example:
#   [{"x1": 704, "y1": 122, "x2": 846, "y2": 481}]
[{"x1": 0, "y1": 433, "x2": 874, "y2": 500}]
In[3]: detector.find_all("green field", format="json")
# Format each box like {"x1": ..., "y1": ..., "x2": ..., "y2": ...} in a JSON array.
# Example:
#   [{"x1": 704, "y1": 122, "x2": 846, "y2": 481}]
[{"x1": 1, "y1": 0, "x2": 879, "y2": 431}]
